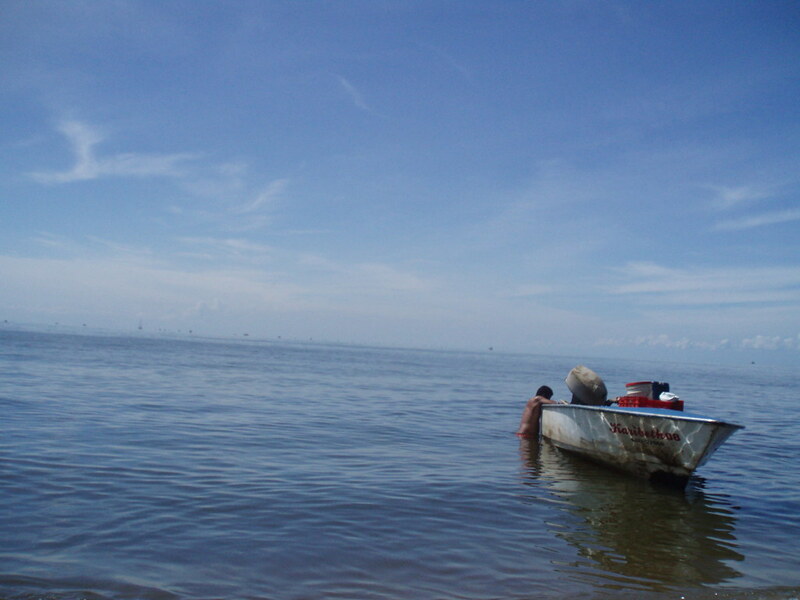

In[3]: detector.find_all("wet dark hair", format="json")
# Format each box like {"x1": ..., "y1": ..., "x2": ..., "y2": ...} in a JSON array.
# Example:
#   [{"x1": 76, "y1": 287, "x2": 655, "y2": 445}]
[{"x1": 536, "y1": 385, "x2": 553, "y2": 399}]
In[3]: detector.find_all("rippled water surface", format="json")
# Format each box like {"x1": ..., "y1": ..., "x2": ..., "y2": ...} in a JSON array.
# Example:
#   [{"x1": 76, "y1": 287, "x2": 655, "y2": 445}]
[{"x1": 1, "y1": 328, "x2": 799, "y2": 599}]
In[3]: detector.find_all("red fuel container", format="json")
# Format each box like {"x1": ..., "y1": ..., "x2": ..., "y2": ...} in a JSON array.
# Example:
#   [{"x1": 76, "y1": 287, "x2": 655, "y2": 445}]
[{"x1": 617, "y1": 395, "x2": 684, "y2": 411}]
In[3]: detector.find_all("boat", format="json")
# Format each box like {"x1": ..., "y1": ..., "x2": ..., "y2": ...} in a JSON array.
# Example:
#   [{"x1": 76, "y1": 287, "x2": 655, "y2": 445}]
[{"x1": 540, "y1": 366, "x2": 744, "y2": 486}]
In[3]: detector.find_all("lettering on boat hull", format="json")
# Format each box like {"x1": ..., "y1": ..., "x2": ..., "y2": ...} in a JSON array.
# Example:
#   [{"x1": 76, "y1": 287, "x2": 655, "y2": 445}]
[{"x1": 609, "y1": 422, "x2": 681, "y2": 443}]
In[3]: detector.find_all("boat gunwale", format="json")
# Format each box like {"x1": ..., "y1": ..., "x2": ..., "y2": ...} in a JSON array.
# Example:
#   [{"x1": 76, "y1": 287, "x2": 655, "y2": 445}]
[{"x1": 542, "y1": 403, "x2": 744, "y2": 429}]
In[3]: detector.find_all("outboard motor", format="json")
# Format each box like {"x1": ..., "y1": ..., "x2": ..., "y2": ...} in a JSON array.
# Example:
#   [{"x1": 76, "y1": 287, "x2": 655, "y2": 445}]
[{"x1": 566, "y1": 365, "x2": 607, "y2": 405}]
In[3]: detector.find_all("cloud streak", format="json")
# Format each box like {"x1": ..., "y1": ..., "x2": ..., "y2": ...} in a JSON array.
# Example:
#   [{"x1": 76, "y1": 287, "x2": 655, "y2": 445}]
[
  {"x1": 596, "y1": 333, "x2": 800, "y2": 353},
  {"x1": 178, "y1": 237, "x2": 274, "y2": 264},
  {"x1": 713, "y1": 209, "x2": 800, "y2": 231},
  {"x1": 609, "y1": 261, "x2": 800, "y2": 306},
  {"x1": 706, "y1": 184, "x2": 772, "y2": 211},
  {"x1": 236, "y1": 179, "x2": 289, "y2": 214},
  {"x1": 30, "y1": 121, "x2": 197, "y2": 183},
  {"x1": 418, "y1": 42, "x2": 472, "y2": 81},
  {"x1": 336, "y1": 75, "x2": 370, "y2": 112}
]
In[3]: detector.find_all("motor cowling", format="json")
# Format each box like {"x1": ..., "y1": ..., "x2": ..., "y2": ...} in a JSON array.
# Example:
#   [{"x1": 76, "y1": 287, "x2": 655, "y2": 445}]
[{"x1": 566, "y1": 365, "x2": 607, "y2": 405}]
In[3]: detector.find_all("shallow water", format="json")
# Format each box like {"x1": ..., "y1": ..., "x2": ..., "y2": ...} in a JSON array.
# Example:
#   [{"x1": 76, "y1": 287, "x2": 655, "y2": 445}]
[{"x1": 1, "y1": 328, "x2": 798, "y2": 599}]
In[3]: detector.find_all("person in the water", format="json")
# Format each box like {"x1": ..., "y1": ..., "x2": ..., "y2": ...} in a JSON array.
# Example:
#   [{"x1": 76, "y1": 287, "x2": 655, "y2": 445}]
[{"x1": 516, "y1": 385, "x2": 555, "y2": 438}]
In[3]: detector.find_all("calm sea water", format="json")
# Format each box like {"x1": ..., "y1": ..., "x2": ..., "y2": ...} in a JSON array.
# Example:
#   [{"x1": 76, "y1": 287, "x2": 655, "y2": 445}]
[{"x1": 1, "y1": 327, "x2": 798, "y2": 600}]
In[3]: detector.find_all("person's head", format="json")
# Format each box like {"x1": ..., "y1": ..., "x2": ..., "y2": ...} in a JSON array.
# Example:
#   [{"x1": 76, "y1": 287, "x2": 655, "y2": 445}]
[{"x1": 536, "y1": 385, "x2": 553, "y2": 399}]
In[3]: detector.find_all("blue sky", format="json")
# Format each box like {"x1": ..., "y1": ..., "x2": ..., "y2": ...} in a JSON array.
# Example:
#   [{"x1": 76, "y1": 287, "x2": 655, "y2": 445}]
[{"x1": 1, "y1": 1, "x2": 799, "y2": 365}]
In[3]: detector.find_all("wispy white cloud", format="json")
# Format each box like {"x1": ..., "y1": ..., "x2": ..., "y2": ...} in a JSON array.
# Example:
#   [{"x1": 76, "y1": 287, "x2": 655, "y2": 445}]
[
  {"x1": 336, "y1": 75, "x2": 370, "y2": 112},
  {"x1": 353, "y1": 262, "x2": 433, "y2": 293},
  {"x1": 29, "y1": 120, "x2": 197, "y2": 183},
  {"x1": 85, "y1": 236, "x2": 155, "y2": 260},
  {"x1": 595, "y1": 333, "x2": 800, "y2": 352},
  {"x1": 504, "y1": 284, "x2": 560, "y2": 298},
  {"x1": 741, "y1": 334, "x2": 799, "y2": 351},
  {"x1": 595, "y1": 334, "x2": 729, "y2": 351},
  {"x1": 609, "y1": 261, "x2": 800, "y2": 305},
  {"x1": 177, "y1": 237, "x2": 274, "y2": 264},
  {"x1": 170, "y1": 163, "x2": 288, "y2": 232},
  {"x1": 32, "y1": 232, "x2": 76, "y2": 250},
  {"x1": 236, "y1": 178, "x2": 289, "y2": 214},
  {"x1": 171, "y1": 238, "x2": 433, "y2": 295},
  {"x1": 0, "y1": 236, "x2": 441, "y2": 337},
  {"x1": 296, "y1": 252, "x2": 434, "y2": 295},
  {"x1": 0, "y1": 254, "x2": 306, "y2": 325},
  {"x1": 180, "y1": 161, "x2": 249, "y2": 199},
  {"x1": 33, "y1": 232, "x2": 153, "y2": 260},
  {"x1": 713, "y1": 208, "x2": 800, "y2": 231},
  {"x1": 703, "y1": 182, "x2": 800, "y2": 231},
  {"x1": 705, "y1": 184, "x2": 772, "y2": 211},
  {"x1": 418, "y1": 42, "x2": 472, "y2": 81}
]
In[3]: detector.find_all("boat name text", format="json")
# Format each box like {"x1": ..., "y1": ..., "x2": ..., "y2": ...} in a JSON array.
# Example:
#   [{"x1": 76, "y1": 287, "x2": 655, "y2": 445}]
[{"x1": 609, "y1": 422, "x2": 681, "y2": 442}]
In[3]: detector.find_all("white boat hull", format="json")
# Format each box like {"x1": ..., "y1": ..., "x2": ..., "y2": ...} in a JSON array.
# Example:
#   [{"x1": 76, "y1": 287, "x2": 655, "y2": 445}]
[{"x1": 541, "y1": 404, "x2": 743, "y2": 484}]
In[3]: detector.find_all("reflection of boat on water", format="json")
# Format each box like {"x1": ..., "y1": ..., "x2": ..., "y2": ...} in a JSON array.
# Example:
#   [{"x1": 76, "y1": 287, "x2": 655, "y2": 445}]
[
  {"x1": 519, "y1": 440, "x2": 744, "y2": 591},
  {"x1": 541, "y1": 366, "x2": 743, "y2": 486}
]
